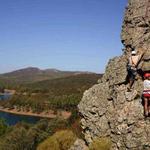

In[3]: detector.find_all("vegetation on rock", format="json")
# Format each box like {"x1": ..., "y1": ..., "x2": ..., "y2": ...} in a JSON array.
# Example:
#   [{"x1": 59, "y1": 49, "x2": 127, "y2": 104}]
[{"x1": 89, "y1": 137, "x2": 112, "y2": 150}]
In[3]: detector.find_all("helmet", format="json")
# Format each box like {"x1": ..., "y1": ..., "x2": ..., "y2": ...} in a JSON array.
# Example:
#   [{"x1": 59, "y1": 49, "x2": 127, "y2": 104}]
[
  {"x1": 144, "y1": 73, "x2": 150, "y2": 77},
  {"x1": 131, "y1": 51, "x2": 136, "y2": 55}
]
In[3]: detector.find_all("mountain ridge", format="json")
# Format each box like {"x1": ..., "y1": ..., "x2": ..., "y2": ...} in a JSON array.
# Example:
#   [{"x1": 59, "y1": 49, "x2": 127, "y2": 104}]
[
  {"x1": 1, "y1": 67, "x2": 95, "y2": 76},
  {"x1": 0, "y1": 67, "x2": 97, "y2": 84}
]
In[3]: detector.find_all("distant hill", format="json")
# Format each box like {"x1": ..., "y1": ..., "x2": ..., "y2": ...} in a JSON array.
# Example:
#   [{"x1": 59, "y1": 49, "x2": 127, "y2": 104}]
[
  {"x1": 0, "y1": 67, "x2": 96, "y2": 85},
  {"x1": 19, "y1": 73, "x2": 103, "y2": 94}
]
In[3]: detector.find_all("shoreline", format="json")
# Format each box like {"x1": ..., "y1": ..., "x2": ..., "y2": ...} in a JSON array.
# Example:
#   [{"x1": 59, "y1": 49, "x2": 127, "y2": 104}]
[{"x1": 0, "y1": 108, "x2": 71, "y2": 119}]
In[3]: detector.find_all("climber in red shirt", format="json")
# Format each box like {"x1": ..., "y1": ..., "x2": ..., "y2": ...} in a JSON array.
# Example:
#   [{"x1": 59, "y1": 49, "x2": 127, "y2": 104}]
[{"x1": 143, "y1": 73, "x2": 150, "y2": 117}]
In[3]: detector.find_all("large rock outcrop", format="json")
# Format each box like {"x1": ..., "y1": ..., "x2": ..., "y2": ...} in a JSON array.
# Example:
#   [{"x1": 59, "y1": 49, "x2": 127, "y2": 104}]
[{"x1": 78, "y1": 0, "x2": 150, "y2": 149}]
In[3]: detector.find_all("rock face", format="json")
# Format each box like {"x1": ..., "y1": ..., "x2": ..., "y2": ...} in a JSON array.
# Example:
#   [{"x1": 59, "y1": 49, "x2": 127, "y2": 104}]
[
  {"x1": 121, "y1": 0, "x2": 150, "y2": 71},
  {"x1": 78, "y1": 0, "x2": 150, "y2": 149}
]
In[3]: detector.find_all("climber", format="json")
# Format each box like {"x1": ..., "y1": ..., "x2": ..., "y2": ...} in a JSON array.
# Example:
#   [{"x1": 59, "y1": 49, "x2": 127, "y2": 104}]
[
  {"x1": 143, "y1": 73, "x2": 150, "y2": 117},
  {"x1": 127, "y1": 50, "x2": 144, "y2": 90}
]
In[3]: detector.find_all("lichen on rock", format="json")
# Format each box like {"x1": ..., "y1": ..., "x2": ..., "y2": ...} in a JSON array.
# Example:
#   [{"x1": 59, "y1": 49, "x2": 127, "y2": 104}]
[{"x1": 78, "y1": 0, "x2": 150, "y2": 149}]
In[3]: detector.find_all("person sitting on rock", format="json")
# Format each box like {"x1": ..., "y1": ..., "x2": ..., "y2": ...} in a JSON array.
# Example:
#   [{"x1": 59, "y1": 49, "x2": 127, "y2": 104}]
[
  {"x1": 143, "y1": 73, "x2": 150, "y2": 117},
  {"x1": 127, "y1": 50, "x2": 144, "y2": 90}
]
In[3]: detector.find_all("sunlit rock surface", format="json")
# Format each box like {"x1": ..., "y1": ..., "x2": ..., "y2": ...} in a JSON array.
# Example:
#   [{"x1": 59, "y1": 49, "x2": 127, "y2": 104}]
[{"x1": 78, "y1": 0, "x2": 150, "y2": 149}]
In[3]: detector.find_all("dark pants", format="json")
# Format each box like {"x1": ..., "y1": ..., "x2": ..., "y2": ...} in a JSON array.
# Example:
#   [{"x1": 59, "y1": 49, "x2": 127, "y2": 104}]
[{"x1": 128, "y1": 68, "x2": 137, "y2": 81}]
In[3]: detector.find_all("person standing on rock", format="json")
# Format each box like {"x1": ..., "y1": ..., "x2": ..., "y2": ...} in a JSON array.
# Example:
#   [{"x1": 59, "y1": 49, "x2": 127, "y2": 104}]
[
  {"x1": 127, "y1": 50, "x2": 144, "y2": 90},
  {"x1": 143, "y1": 73, "x2": 150, "y2": 117}
]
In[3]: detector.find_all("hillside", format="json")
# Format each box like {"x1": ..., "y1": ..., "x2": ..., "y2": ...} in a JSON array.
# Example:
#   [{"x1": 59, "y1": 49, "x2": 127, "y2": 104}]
[
  {"x1": 18, "y1": 73, "x2": 102, "y2": 94},
  {"x1": 0, "y1": 73, "x2": 102, "y2": 113},
  {"x1": 0, "y1": 67, "x2": 93, "y2": 85}
]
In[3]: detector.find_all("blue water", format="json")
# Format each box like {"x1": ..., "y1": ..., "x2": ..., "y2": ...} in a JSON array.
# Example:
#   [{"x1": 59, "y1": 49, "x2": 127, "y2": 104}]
[
  {"x1": 0, "y1": 93, "x2": 12, "y2": 100},
  {"x1": 0, "y1": 93, "x2": 43, "y2": 125},
  {"x1": 0, "y1": 111, "x2": 42, "y2": 125},
  {"x1": 0, "y1": 93, "x2": 41, "y2": 125}
]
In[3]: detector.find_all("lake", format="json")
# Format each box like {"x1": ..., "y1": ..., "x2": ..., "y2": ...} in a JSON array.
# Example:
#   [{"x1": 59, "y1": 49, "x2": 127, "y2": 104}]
[
  {"x1": 0, "y1": 93, "x2": 12, "y2": 100},
  {"x1": 0, "y1": 93, "x2": 46, "y2": 125},
  {"x1": 0, "y1": 111, "x2": 42, "y2": 125}
]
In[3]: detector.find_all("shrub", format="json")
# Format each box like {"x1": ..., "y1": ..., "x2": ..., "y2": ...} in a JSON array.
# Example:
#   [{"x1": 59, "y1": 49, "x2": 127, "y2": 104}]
[
  {"x1": 0, "y1": 120, "x2": 49, "y2": 150},
  {"x1": 0, "y1": 119, "x2": 8, "y2": 136},
  {"x1": 37, "y1": 136, "x2": 60, "y2": 150},
  {"x1": 54, "y1": 130, "x2": 77, "y2": 150},
  {"x1": 89, "y1": 137, "x2": 112, "y2": 150},
  {"x1": 0, "y1": 127, "x2": 28, "y2": 150},
  {"x1": 37, "y1": 130, "x2": 77, "y2": 150}
]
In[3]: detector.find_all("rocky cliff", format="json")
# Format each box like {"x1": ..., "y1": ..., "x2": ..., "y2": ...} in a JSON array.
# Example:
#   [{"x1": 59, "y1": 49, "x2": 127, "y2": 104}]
[{"x1": 78, "y1": 0, "x2": 150, "y2": 149}]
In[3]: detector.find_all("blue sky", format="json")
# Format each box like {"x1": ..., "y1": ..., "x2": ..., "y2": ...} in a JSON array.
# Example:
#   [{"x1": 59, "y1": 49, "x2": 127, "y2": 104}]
[{"x1": 0, "y1": 0, "x2": 127, "y2": 73}]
